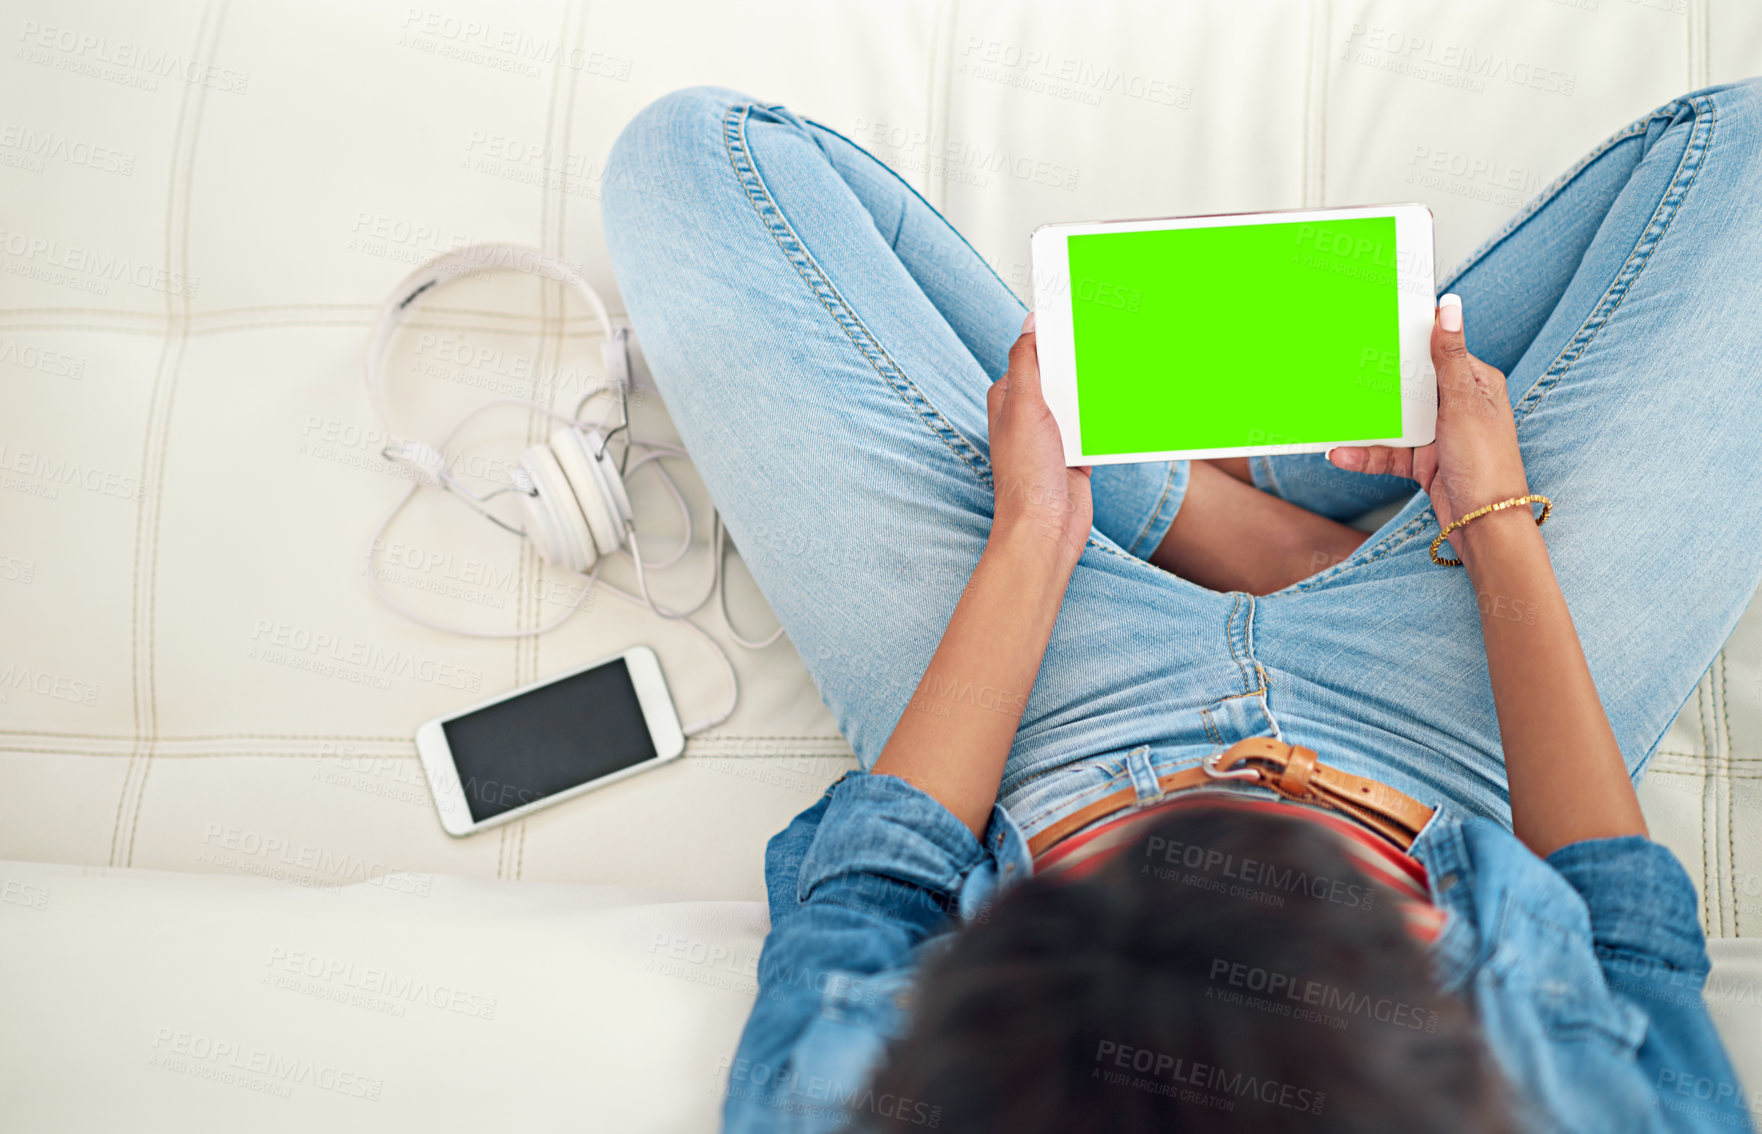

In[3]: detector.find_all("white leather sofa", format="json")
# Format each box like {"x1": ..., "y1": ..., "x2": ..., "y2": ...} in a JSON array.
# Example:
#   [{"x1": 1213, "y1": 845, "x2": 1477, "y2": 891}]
[{"x1": 4, "y1": 0, "x2": 1762, "y2": 1129}]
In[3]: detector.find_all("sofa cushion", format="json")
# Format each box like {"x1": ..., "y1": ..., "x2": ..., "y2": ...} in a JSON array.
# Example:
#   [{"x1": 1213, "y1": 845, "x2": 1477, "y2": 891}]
[{"x1": 3, "y1": 0, "x2": 1761, "y2": 1122}]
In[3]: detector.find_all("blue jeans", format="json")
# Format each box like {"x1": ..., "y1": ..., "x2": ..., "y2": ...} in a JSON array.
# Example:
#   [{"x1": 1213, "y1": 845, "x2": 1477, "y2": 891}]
[{"x1": 603, "y1": 81, "x2": 1762, "y2": 842}]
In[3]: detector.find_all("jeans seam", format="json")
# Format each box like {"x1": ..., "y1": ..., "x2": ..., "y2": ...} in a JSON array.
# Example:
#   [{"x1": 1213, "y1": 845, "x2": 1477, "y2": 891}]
[
  {"x1": 1509, "y1": 94, "x2": 1714, "y2": 425},
  {"x1": 1252, "y1": 454, "x2": 1286, "y2": 500},
  {"x1": 1125, "y1": 463, "x2": 1179, "y2": 557},
  {"x1": 1224, "y1": 593, "x2": 1242, "y2": 688},
  {"x1": 803, "y1": 115, "x2": 1030, "y2": 317},
  {"x1": 1226, "y1": 593, "x2": 1260, "y2": 694},
  {"x1": 722, "y1": 102, "x2": 994, "y2": 488},
  {"x1": 1202, "y1": 708, "x2": 1225, "y2": 747},
  {"x1": 1437, "y1": 111, "x2": 1665, "y2": 293}
]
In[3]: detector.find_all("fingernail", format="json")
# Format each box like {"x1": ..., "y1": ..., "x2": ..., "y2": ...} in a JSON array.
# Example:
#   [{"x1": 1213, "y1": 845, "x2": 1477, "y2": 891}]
[
  {"x1": 1023, "y1": 311, "x2": 1036, "y2": 333},
  {"x1": 1328, "y1": 447, "x2": 1362, "y2": 470},
  {"x1": 1438, "y1": 294, "x2": 1463, "y2": 333}
]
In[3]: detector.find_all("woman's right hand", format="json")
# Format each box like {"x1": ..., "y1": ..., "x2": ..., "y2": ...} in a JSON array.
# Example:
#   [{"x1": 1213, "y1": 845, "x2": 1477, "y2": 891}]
[
  {"x1": 1327, "y1": 294, "x2": 1530, "y2": 561},
  {"x1": 988, "y1": 312, "x2": 1093, "y2": 570}
]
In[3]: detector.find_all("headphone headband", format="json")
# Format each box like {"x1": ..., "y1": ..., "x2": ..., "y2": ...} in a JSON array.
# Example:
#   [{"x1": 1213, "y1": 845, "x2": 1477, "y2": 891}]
[{"x1": 364, "y1": 242, "x2": 630, "y2": 434}]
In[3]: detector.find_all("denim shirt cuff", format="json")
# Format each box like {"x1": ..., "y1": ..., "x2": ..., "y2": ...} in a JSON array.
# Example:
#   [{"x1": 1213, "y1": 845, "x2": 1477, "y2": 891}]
[
  {"x1": 797, "y1": 771, "x2": 1033, "y2": 933},
  {"x1": 1545, "y1": 836, "x2": 1709, "y2": 976}
]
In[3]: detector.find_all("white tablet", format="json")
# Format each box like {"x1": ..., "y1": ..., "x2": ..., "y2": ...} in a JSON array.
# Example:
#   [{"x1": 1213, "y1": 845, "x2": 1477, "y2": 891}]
[{"x1": 1029, "y1": 204, "x2": 1438, "y2": 466}]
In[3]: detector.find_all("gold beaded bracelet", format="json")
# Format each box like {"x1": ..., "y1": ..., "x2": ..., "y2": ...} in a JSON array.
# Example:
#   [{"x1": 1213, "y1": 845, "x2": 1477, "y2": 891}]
[{"x1": 1429, "y1": 494, "x2": 1552, "y2": 566}]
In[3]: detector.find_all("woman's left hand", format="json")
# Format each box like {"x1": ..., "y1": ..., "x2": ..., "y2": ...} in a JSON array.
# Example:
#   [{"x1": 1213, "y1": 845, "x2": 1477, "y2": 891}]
[
  {"x1": 988, "y1": 312, "x2": 1093, "y2": 567},
  {"x1": 1327, "y1": 295, "x2": 1528, "y2": 564}
]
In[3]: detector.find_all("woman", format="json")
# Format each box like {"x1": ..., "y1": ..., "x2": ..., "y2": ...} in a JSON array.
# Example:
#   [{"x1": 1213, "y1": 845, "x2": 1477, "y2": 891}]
[{"x1": 602, "y1": 81, "x2": 1760, "y2": 1132}]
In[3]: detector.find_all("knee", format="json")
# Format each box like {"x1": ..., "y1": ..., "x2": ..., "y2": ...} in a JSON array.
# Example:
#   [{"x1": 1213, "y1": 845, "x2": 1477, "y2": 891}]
[
  {"x1": 1709, "y1": 76, "x2": 1762, "y2": 137},
  {"x1": 1717, "y1": 74, "x2": 1762, "y2": 103},
  {"x1": 1675, "y1": 76, "x2": 1762, "y2": 140},
  {"x1": 601, "y1": 86, "x2": 753, "y2": 229},
  {"x1": 1681, "y1": 77, "x2": 1762, "y2": 191}
]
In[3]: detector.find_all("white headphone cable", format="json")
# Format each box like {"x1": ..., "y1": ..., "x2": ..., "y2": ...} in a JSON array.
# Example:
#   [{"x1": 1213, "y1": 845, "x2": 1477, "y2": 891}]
[
  {"x1": 711, "y1": 513, "x2": 785, "y2": 650},
  {"x1": 366, "y1": 399, "x2": 757, "y2": 734},
  {"x1": 366, "y1": 395, "x2": 610, "y2": 639}
]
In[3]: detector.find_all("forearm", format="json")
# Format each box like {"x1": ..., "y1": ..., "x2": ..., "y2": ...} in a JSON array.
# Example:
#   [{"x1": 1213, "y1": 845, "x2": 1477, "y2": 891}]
[
  {"x1": 1461, "y1": 511, "x2": 1647, "y2": 858},
  {"x1": 871, "y1": 529, "x2": 1075, "y2": 835}
]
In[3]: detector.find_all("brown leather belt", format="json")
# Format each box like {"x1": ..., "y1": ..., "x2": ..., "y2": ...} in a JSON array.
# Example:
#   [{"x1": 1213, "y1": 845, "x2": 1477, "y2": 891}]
[{"x1": 1025, "y1": 737, "x2": 1434, "y2": 860}]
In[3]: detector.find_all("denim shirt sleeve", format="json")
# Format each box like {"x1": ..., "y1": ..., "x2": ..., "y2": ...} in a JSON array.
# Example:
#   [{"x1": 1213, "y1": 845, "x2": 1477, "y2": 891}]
[
  {"x1": 1420, "y1": 814, "x2": 1753, "y2": 1134},
  {"x1": 719, "y1": 770, "x2": 1031, "y2": 1134},
  {"x1": 1545, "y1": 837, "x2": 1752, "y2": 1132}
]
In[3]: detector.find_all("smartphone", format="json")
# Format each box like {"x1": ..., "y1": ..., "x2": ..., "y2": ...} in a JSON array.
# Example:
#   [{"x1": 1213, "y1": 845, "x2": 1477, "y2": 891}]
[
  {"x1": 1029, "y1": 203, "x2": 1437, "y2": 466},
  {"x1": 415, "y1": 645, "x2": 685, "y2": 836}
]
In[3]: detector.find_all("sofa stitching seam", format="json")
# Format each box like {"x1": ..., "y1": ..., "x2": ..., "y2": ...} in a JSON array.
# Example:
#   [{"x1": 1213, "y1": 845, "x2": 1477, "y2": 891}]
[{"x1": 1722, "y1": 653, "x2": 1735, "y2": 935}]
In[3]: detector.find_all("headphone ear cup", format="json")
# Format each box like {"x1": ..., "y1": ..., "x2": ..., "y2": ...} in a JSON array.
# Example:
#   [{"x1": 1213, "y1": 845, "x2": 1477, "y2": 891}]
[
  {"x1": 515, "y1": 454, "x2": 560, "y2": 564},
  {"x1": 553, "y1": 427, "x2": 626, "y2": 557},
  {"x1": 519, "y1": 443, "x2": 597, "y2": 572}
]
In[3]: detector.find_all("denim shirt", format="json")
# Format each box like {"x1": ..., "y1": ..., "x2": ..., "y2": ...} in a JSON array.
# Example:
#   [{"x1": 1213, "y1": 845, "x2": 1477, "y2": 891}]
[{"x1": 719, "y1": 771, "x2": 1752, "y2": 1134}]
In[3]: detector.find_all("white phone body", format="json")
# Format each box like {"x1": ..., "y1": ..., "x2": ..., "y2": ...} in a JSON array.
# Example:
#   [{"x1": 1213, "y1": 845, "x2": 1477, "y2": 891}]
[
  {"x1": 1029, "y1": 203, "x2": 1438, "y2": 467},
  {"x1": 415, "y1": 645, "x2": 685, "y2": 837}
]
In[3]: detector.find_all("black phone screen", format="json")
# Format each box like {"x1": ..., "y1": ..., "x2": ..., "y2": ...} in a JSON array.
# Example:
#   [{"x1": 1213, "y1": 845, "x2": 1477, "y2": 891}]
[{"x1": 441, "y1": 657, "x2": 658, "y2": 823}]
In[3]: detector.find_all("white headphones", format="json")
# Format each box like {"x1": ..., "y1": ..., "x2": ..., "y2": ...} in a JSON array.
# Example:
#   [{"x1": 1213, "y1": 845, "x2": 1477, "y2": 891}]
[
  {"x1": 362, "y1": 243, "x2": 780, "y2": 734},
  {"x1": 366, "y1": 244, "x2": 638, "y2": 574}
]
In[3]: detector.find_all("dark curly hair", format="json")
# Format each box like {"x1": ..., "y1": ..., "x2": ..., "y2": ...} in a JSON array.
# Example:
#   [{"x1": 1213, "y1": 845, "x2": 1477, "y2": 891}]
[{"x1": 857, "y1": 804, "x2": 1515, "y2": 1133}]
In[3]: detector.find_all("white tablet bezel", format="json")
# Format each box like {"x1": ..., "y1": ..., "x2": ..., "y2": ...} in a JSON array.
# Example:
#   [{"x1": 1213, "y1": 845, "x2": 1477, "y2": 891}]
[
  {"x1": 1029, "y1": 203, "x2": 1437, "y2": 467},
  {"x1": 415, "y1": 645, "x2": 685, "y2": 837}
]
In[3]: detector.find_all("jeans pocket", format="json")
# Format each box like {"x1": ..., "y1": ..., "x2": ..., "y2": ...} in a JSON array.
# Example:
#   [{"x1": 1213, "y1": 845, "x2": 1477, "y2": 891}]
[{"x1": 1004, "y1": 755, "x2": 1129, "y2": 840}]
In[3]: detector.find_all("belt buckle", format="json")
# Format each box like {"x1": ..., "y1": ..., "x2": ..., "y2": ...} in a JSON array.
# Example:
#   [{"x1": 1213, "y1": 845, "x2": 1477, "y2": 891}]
[{"x1": 1201, "y1": 750, "x2": 1262, "y2": 783}]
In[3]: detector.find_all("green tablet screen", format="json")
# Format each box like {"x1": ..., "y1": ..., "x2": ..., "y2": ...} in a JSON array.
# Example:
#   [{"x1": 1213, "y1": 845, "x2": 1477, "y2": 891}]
[{"x1": 1065, "y1": 216, "x2": 1403, "y2": 455}]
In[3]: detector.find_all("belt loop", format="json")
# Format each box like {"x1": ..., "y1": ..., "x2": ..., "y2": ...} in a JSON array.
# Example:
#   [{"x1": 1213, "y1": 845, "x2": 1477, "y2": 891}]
[{"x1": 1125, "y1": 745, "x2": 1162, "y2": 805}]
